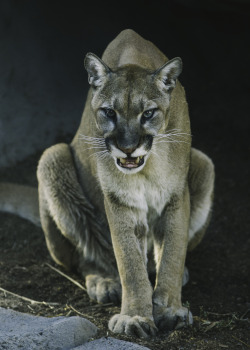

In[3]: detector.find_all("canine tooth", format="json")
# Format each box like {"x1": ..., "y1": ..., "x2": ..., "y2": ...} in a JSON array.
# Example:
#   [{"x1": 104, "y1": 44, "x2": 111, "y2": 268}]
[
  {"x1": 120, "y1": 158, "x2": 126, "y2": 164},
  {"x1": 135, "y1": 157, "x2": 140, "y2": 164}
]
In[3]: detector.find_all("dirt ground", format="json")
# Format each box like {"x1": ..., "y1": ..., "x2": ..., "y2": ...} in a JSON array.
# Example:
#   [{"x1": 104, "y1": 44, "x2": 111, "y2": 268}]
[{"x1": 0, "y1": 123, "x2": 250, "y2": 349}]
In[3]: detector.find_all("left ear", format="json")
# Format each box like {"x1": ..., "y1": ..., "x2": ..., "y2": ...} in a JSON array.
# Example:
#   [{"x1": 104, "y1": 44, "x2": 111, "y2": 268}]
[
  {"x1": 84, "y1": 53, "x2": 111, "y2": 88},
  {"x1": 153, "y1": 57, "x2": 182, "y2": 91}
]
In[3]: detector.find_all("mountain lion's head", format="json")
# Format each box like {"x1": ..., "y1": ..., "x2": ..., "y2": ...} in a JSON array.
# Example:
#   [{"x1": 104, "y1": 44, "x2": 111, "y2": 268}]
[{"x1": 84, "y1": 53, "x2": 182, "y2": 174}]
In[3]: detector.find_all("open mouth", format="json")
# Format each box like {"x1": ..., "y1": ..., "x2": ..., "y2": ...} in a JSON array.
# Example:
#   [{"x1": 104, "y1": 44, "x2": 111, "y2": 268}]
[{"x1": 117, "y1": 156, "x2": 145, "y2": 169}]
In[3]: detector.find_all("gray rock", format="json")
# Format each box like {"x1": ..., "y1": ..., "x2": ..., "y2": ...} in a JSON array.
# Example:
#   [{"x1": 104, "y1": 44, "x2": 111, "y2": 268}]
[
  {"x1": 0, "y1": 307, "x2": 98, "y2": 350},
  {"x1": 73, "y1": 337, "x2": 151, "y2": 350}
]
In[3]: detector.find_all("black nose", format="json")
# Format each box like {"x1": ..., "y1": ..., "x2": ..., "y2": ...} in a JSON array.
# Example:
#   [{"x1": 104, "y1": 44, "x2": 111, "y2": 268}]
[
  {"x1": 118, "y1": 145, "x2": 137, "y2": 155},
  {"x1": 116, "y1": 132, "x2": 140, "y2": 155}
]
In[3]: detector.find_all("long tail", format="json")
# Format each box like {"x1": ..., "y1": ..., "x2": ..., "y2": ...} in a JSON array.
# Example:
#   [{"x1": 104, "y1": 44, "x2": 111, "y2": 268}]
[{"x1": 0, "y1": 183, "x2": 41, "y2": 226}]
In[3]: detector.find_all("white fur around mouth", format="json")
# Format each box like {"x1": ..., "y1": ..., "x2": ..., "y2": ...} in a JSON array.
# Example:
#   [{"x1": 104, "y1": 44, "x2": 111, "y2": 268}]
[{"x1": 117, "y1": 155, "x2": 144, "y2": 169}]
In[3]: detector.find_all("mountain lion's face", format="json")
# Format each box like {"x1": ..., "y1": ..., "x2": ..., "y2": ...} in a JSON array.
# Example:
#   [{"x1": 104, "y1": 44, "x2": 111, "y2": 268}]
[{"x1": 84, "y1": 54, "x2": 182, "y2": 174}]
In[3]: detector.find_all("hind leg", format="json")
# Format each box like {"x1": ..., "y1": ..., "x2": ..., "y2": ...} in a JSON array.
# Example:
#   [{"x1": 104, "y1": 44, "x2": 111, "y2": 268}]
[
  {"x1": 37, "y1": 143, "x2": 93, "y2": 269},
  {"x1": 37, "y1": 143, "x2": 121, "y2": 303},
  {"x1": 188, "y1": 148, "x2": 215, "y2": 251},
  {"x1": 39, "y1": 196, "x2": 79, "y2": 271}
]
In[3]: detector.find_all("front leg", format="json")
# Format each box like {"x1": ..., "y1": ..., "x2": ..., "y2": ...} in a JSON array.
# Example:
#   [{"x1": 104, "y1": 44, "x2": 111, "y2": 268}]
[
  {"x1": 105, "y1": 198, "x2": 157, "y2": 338},
  {"x1": 153, "y1": 187, "x2": 193, "y2": 331}
]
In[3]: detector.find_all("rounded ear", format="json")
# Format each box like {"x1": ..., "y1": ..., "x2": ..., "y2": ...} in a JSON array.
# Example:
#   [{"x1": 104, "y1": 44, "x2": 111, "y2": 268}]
[
  {"x1": 153, "y1": 57, "x2": 182, "y2": 91},
  {"x1": 84, "y1": 53, "x2": 111, "y2": 88}
]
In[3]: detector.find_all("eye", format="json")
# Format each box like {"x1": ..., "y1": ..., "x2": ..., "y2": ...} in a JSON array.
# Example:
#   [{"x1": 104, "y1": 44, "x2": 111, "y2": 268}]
[
  {"x1": 141, "y1": 109, "x2": 158, "y2": 124},
  {"x1": 143, "y1": 109, "x2": 156, "y2": 119},
  {"x1": 102, "y1": 108, "x2": 116, "y2": 119}
]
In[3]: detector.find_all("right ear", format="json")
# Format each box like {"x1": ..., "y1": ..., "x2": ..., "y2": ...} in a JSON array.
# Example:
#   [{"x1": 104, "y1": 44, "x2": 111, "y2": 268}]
[
  {"x1": 84, "y1": 53, "x2": 111, "y2": 88},
  {"x1": 153, "y1": 57, "x2": 182, "y2": 91}
]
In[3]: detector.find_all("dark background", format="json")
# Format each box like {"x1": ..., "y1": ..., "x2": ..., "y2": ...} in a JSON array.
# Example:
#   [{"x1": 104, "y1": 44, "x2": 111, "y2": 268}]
[
  {"x1": 0, "y1": 1, "x2": 250, "y2": 349},
  {"x1": 1, "y1": 0, "x2": 250, "y2": 166}
]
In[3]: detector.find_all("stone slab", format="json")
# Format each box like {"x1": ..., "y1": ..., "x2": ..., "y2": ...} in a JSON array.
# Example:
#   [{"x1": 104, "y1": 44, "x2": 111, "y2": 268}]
[
  {"x1": 0, "y1": 307, "x2": 98, "y2": 350},
  {"x1": 74, "y1": 337, "x2": 150, "y2": 350}
]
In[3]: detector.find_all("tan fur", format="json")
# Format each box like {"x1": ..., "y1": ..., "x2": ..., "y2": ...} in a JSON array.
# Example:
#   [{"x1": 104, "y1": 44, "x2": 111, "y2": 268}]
[{"x1": 0, "y1": 29, "x2": 214, "y2": 338}]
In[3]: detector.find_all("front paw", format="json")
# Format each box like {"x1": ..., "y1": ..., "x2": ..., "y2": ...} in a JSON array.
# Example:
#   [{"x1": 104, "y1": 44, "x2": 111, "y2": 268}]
[
  {"x1": 154, "y1": 305, "x2": 193, "y2": 331},
  {"x1": 109, "y1": 314, "x2": 157, "y2": 338},
  {"x1": 86, "y1": 275, "x2": 121, "y2": 304}
]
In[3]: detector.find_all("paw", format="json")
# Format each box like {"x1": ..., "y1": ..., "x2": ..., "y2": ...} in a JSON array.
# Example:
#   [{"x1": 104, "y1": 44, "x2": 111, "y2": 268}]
[
  {"x1": 109, "y1": 314, "x2": 157, "y2": 338},
  {"x1": 85, "y1": 275, "x2": 121, "y2": 304},
  {"x1": 154, "y1": 306, "x2": 193, "y2": 331}
]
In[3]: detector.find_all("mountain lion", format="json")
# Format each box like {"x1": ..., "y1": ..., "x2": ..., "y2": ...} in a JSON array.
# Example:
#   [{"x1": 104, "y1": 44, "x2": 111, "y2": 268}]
[{"x1": 0, "y1": 29, "x2": 214, "y2": 338}]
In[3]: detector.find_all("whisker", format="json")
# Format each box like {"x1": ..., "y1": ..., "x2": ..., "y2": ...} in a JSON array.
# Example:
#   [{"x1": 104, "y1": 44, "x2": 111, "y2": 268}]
[
  {"x1": 150, "y1": 144, "x2": 162, "y2": 160},
  {"x1": 154, "y1": 130, "x2": 192, "y2": 147},
  {"x1": 80, "y1": 143, "x2": 106, "y2": 147},
  {"x1": 87, "y1": 150, "x2": 110, "y2": 160},
  {"x1": 156, "y1": 132, "x2": 191, "y2": 139},
  {"x1": 78, "y1": 137, "x2": 105, "y2": 142},
  {"x1": 166, "y1": 133, "x2": 191, "y2": 138},
  {"x1": 155, "y1": 129, "x2": 192, "y2": 137},
  {"x1": 154, "y1": 140, "x2": 190, "y2": 144},
  {"x1": 79, "y1": 134, "x2": 104, "y2": 139},
  {"x1": 101, "y1": 154, "x2": 110, "y2": 160},
  {"x1": 78, "y1": 134, "x2": 106, "y2": 142},
  {"x1": 150, "y1": 150, "x2": 161, "y2": 159},
  {"x1": 78, "y1": 140, "x2": 106, "y2": 146},
  {"x1": 83, "y1": 146, "x2": 107, "y2": 151},
  {"x1": 78, "y1": 134, "x2": 106, "y2": 149},
  {"x1": 95, "y1": 150, "x2": 109, "y2": 155},
  {"x1": 156, "y1": 129, "x2": 181, "y2": 135},
  {"x1": 160, "y1": 135, "x2": 187, "y2": 142},
  {"x1": 96, "y1": 151, "x2": 110, "y2": 161}
]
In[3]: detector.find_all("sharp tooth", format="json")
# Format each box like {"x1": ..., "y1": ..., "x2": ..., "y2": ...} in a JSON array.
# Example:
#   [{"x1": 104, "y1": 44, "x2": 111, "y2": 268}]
[
  {"x1": 135, "y1": 157, "x2": 140, "y2": 164},
  {"x1": 120, "y1": 158, "x2": 126, "y2": 164},
  {"x1": 139, "y1": 156, "x2": 143, "y2": 160}
]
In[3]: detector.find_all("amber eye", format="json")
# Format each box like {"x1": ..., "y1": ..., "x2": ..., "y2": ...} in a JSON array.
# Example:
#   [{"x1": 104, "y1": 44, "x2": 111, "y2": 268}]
[{"x1": 143, "y1": 109, "x2": 155, "y2": 119}]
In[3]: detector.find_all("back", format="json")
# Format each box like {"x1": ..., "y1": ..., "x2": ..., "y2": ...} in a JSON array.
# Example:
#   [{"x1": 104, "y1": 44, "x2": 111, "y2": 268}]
[{"x1": 102, "y1": 29, "x2": 167, "y2": 70}]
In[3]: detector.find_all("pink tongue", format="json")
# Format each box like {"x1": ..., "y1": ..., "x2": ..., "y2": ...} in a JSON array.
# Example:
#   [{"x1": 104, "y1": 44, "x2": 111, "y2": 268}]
[
  {"x1": 124, "y1": 162, "x2": 138, "y2": 168},
  {"x1": 123, "y1": 159, "x2": 138, "y2": 168}
]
